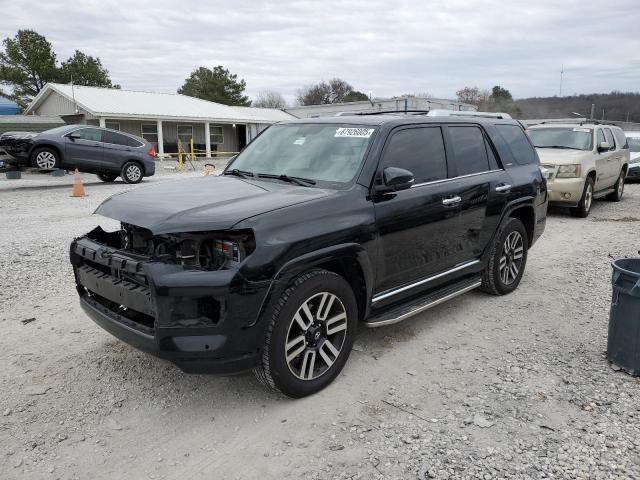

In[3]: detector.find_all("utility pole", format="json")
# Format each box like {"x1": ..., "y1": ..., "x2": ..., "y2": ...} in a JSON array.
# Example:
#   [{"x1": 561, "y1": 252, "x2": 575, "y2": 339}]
[
  {"x1": 559, "y1": 64, "x2": 564, "y2": 97},
  {"x1": 590, "y1": 104, "x2": 595, "y2": 120}
]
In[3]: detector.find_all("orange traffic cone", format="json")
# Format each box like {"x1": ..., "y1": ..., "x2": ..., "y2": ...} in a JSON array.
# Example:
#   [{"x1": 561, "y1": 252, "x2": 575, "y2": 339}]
[{"x1": 71, "y1": 168, "x2": 86, "y2": 197}]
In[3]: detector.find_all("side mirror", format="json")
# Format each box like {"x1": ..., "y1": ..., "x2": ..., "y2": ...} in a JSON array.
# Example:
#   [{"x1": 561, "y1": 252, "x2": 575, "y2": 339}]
[
  {"x1": 382, "y1": 167, "x2": 414, "y2": 191},
  {"x1": 67, "y1": 132, "x2": 81, "y2": 140},
  {"x1": 597, "y1": 141, "x2": 610, "y2": 152}
]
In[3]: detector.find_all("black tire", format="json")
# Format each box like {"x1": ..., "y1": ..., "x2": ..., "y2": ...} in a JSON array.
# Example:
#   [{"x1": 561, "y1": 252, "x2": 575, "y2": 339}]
[
  {"x1": 254, "y1": 269, "x2": 358, "y2": 398},
  {"x1": 481, "y1": 217, "x2": 528, "y2": 296},
  {"x1": 97, "y1": 173, "x2": 117, "y2": 182},
  {"x1": 31, "y1": 147, "x2": 59, "y2": 170},
  {"x1": 121, "y1": 161, "x2": 143, "y2": 184},
  {"x1": 570, "y1": 177, "x2": 594, "y2": 218},
  {"x1": 606, "y1": 169, "x2": 625, "y2": 202}
]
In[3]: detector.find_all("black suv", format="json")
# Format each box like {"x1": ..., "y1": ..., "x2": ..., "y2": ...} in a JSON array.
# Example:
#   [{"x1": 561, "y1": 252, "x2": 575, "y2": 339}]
[{"x1": 70, "y1": 115, "x2": 547, "y2": 397}]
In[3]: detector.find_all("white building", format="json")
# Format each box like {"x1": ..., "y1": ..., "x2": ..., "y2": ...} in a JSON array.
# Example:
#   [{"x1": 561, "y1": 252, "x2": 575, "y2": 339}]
[
  {"x1": 286, "y1": 96, "x2": 476, "y2": 118},
  {"x1": 25, "y1": 83, "x2": 294, "y2": 157}
]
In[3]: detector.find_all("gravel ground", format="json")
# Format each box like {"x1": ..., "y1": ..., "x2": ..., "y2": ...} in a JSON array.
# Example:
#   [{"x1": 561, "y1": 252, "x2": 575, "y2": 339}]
[{"x1": 1, "y1": 168, "x2": 640, "y2": 480}]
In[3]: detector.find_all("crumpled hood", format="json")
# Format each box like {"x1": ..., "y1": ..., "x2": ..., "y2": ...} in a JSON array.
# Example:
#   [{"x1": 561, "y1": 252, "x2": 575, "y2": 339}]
[
  {"x1": 535, "y1": 148, "x2": 591, "y2": 165},
  {"x1": 95, "y1": 175, "x2": 333, "y2": 234}
]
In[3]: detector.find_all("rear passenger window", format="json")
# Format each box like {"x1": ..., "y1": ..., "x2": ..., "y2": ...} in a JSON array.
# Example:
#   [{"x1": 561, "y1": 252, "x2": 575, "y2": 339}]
[
  {"x1": 448, "y1": 126, "x2": 490, "y2": 175},
  {"x1": 382, "y1": 127, "x2": 447, "y2": 183},
  {"x1": 103, "y1": 131, "x2": 131, "y2": 146},
  {"x1": 604, "y1": 129, "x2": 616, "y2": 150},
  {"x1": 495, "y1": 124, "x2": 536, "y2": 165}
]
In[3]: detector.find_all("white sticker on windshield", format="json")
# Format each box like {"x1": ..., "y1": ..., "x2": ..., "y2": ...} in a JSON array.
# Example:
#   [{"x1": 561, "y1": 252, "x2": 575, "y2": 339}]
[
  {"x1": 334, "y1": 127, "x2": 374, "y2": 138},
  {"x1": 573, "y1": 128, "x2": 590, "y2": 132},
  {"x1": 293, "y1": 137, "x2": 306, "y2": 145}
]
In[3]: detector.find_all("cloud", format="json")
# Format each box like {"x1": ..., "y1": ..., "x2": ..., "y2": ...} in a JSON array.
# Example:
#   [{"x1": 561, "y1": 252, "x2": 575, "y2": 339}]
[{"x1": 2, "y1": 0, "x2": 639, "y2": 103}]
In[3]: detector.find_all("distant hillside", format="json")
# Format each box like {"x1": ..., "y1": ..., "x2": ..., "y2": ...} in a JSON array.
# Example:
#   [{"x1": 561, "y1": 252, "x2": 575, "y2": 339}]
[{"x1": 515, "y1": 92, "x2": 640, "y2": 122}]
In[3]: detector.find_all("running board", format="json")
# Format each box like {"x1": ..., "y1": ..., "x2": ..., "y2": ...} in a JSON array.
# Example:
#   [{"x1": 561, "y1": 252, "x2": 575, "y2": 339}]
[
  {"x1": 593, "y1": 187, "x2": 615, "y2": 199},
  {"x1": 364, "y1": 276, "x2": 482, "y2": 328}
]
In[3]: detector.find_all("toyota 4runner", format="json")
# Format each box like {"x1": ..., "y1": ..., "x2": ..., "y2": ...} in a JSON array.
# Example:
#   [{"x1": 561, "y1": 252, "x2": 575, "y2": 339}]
[
  {"x1": 528, "y1": 122, "x2": 629, "y2": 217},
  {"x1": 70, "y1": 114, "x2": 547, "y2": 397}
]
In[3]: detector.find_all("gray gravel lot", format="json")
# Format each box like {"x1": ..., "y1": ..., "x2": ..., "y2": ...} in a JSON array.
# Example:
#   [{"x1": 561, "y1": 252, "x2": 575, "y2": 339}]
[{"x1": 1, "y1": 168, "x2": 640, "y2": 479}]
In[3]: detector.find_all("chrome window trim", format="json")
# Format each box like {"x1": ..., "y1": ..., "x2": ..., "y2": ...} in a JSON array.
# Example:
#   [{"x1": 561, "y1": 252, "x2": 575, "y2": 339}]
[
  {"x1": 410, "y1": 169, "x2": 504, "y2": 189},
  {"x1": 372, "y1": 259, "x2": 481, "y2": 303}
]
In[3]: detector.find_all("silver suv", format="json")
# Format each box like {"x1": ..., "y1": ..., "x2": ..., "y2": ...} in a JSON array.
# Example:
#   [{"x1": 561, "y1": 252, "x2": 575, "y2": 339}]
[{"x1": 528, "y1": 122, "x2": 629, "y2": 217}]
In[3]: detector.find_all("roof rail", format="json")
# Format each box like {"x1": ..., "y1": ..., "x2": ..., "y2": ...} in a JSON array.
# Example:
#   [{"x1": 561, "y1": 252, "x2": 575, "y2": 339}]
[
  {"x1": 350, "y1": 110, "x2": 432, "y2": 116},
  {"x1": 427, "y1": 109, "x2": 512, "y2": 119}
]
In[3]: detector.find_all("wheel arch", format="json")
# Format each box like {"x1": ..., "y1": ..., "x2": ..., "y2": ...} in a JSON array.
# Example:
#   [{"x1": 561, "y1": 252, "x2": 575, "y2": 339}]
[
  {"x1": 257, "y1": 244, "x2": 374, "y2": 324},
  {"x1": 30, "y1": 143, "x2": 64, "y2": 164}
]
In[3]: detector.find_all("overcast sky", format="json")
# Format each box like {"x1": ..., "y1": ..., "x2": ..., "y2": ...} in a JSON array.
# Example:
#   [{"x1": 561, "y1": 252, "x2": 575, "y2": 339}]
[{"x1": 3, "y1": 0, "x2": 639, "y2": 104}]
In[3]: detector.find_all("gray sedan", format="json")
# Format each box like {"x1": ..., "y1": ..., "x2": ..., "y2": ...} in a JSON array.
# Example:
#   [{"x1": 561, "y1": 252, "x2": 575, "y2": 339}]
[{"x1": 0, "y1": 125, "x2": 156, "y2": 183}]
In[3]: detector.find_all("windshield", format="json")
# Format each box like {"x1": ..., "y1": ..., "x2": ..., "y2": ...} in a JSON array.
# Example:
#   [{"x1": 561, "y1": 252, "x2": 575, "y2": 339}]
[
  {"x1": 627, "y1": 137, "x2": 640, "y2": 152},
  {"x1": 528, "y1": 127, "x2": 593, "y2": 151},
  {"x1": 226, "y1": 124, "x2": 375, "y2": 187}
]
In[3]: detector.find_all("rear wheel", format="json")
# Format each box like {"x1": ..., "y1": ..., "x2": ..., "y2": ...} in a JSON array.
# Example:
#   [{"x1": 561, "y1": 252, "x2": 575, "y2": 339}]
[
  {"x1": 254, "y1": 269, "x2": 357, "y2": 398},
  {"x1": 570, "y1": 177, "x2": 594, "y2": 218},
  {"x1": 121, "y1": 161, "x2": 143, "y2": 184},
  {"x1": 606, "y1": 170, "x2": 625, "y2": 202},
  {"x1": 481, "y1": 217, "x2": 528, "y2": 295},
  {"x1": 31, "y1": 147, "x2": 59, "y2": 170},
  {"x1": 97, "y1": 173, "x2": 117, "y2": 182}
]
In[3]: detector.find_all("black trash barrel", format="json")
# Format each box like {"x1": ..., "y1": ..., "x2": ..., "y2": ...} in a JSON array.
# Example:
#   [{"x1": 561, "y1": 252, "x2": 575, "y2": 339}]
[{"x1": 608, "y1": 258, "x2": 640, "y2": 374}]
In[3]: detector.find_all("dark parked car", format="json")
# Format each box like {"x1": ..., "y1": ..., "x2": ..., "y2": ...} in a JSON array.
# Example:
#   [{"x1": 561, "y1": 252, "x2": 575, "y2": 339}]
[
  {"x1": 70, "y1": 114, "x2": 547, "y2": 397},
  {"x1": 0, "y1": 125, "x2": 155, "y2": 183}
]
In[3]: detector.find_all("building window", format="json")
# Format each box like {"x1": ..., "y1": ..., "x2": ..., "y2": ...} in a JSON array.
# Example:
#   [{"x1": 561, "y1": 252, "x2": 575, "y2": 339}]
[
  {"x1": 177, "y1": 125, "x2": 193, "y2": 147},
  {"x1": 141, "y1": 123, "x2": 158, "y2": 144},
  {"x1": 105, "y1": 121, "x2": 120, "y2": 130},
  {"x1": 210, "y1": 126, "x2": 224, "y2": 145}
]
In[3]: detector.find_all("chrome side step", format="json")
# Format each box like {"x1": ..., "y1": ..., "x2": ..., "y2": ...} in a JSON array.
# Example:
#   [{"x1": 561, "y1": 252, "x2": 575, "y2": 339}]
[
  {"x1": 364, "y1": 277, "x2": 481, "y2": 328},
  {"x1": 593, "y1": 187, "x2": 615, "y2": 199}
]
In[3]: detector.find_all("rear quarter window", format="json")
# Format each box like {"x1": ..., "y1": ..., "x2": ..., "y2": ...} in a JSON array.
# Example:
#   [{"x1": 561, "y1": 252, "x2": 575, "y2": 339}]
[
  {"x1": 612, "y1": 128, "x2": 629, "y2": 149},
  {"x1": 496, "y1": 124, "x2": 537, "y2": 165}
]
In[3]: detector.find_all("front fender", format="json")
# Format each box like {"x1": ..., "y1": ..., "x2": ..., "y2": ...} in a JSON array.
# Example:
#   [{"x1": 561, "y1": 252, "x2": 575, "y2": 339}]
[{"x1": 253, "y1": 243, "x2": 375, "y2": 326}]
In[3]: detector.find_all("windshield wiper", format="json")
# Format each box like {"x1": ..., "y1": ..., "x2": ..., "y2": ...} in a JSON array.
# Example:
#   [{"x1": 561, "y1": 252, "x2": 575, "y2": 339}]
[
  {"x1": 256, "y1": 173, "x2": 317, "y2": 186},
  {"x1": 223, "y1": 168, "x2": 254, "y2": 178},
  {"x1": 537, "y1": 145, "x2": 583, "y2": 150}
]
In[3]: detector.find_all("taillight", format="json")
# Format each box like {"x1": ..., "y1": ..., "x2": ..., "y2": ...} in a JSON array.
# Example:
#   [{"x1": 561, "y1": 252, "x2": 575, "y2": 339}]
[{"x1": 148, "y1": 146, "x2": 155, "y2": 157}]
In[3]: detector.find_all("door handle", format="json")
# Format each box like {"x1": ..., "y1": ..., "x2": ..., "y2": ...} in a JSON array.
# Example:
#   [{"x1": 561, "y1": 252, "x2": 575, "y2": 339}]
[
  {"x1": 92, "y1": 143, "x2": 101, "y2": 147},
  {"x1": 442, "y1": 195, "x2": 461, "y2": 206},
  {"x1": 495, "y1": 183, "x2": 512, "y2": 193}
]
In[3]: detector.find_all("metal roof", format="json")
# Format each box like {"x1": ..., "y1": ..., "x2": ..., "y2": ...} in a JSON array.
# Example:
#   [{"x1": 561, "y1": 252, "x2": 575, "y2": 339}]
[
  {"x1": 25, "y1": 83, "x2": 294, "y2": 124},
  {"x1": 0, "y1": 115, "x2": 64, "y2": 124}
]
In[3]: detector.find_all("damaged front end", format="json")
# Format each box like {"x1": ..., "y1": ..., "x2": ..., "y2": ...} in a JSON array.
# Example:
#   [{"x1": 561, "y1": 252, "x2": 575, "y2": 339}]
[{"x1": 70, "y1": 224, "x2": 265, "y2": 374}]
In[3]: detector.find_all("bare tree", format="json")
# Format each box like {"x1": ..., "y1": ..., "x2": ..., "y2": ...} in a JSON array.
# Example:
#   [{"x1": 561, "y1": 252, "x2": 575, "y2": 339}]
[
  {"x1": 296, "y1": 78, "x2": 366, "y2": 106},
  {"x1": 253, "y1": 90, "x2": 287, "y2": 109}
]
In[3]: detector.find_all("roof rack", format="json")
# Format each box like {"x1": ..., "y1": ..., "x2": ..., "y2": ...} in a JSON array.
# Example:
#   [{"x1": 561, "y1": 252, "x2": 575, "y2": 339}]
[
  {"x1": 535, "y1": 118, "x2": 608, "y2": 126},
  {"x1": 351, "y1": 110, "x2": 432, "y2": 116}
]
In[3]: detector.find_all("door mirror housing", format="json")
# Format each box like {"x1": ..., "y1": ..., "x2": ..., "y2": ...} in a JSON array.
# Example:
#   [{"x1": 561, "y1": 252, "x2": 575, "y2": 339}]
[
  {"x1": 382, "y1": 167, "x2": 414, "y2": 191},
  {"x1": 597, "y1": 141, "x2": 610, "y2": 152},
  {"x1": 67, "y1": 132, "x2": 81, "y2": 140}
]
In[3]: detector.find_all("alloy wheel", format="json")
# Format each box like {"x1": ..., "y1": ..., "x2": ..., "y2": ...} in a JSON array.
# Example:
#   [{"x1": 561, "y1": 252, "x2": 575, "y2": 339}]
[
  {"x1": 584, "y1": 183, "x2": 593, "y2": 212},
  {"x1": 285, "y1": 292, "x2": 348, "y2": 381},
  {"x1": 499, "y1": 231, "x2": 524, "y2": 285},
  {"x1": 126, "y1": 164, "x2": 142, "y2": 182},
  {"x1": 36, "y1": 151, "x2": 56, "y2": 169},
  {"x1": 618, "y1": 174, "x2": 624, "y2": 197}
]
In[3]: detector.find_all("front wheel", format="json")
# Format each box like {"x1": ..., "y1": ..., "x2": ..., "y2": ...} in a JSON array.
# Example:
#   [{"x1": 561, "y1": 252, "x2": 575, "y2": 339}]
[
  {"x1": 481, "y1": 217, "x2": 528, "y2": 296},
  {"x1": 121, "y1": 161, "x2": 143, "y2": 184},
  {"x1": 606, "y1": 170, "x2": 625, "y2": 202},
  {"x1": 254, "y1": 269, "x2": 357, "y2": 398},
  {"x1": 570, "y1": 177, "x2": 594, "y2": 218},
  {"x1": 31, "y1": 147, "x2": 59, "y2": 170}
]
